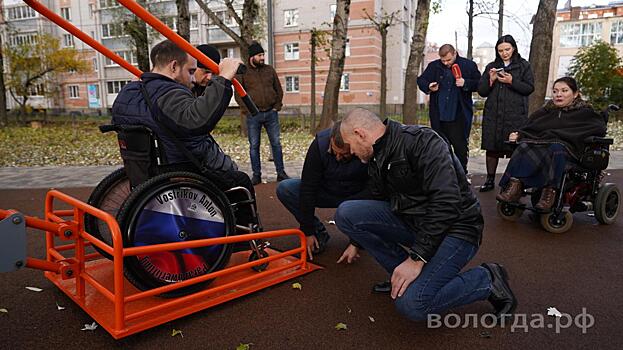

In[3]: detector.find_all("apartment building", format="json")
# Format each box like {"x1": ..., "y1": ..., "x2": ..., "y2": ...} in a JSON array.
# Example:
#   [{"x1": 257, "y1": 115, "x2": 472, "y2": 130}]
[
  {"x1": 3, "y1": 0, "x2": 415, "y2": 114},
  {"x1": 273, "y1": 0, "x2": 417, "y2": 115},
  {"x1": 548, "y1": 1, "x2": 623, "y2": 94}
]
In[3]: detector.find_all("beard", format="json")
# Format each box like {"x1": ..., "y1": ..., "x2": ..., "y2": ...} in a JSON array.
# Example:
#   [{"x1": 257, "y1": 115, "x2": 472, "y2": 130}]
[{"x1": 252, "y1": 58, "x2": 265, "y2": 67}]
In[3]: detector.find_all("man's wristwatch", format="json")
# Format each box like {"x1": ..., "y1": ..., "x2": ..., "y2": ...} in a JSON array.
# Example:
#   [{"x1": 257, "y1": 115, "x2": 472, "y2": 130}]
[{"x1": 409, "y1": 252, "x2": 427, "y2": 264}]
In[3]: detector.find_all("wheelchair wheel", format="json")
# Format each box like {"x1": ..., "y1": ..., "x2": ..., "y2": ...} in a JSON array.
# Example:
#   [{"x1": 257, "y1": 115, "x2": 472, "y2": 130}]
[
  {"x1": 116, "y1": 171, "x2": 236, "y2": 297},
  {"x1": 85, "y1": 168, "x2": 131, "y2": 260},
  {"x1": 594, "y1": 183, "x2": 620, "y2": 225},
  {"x1": 497, "y1": 202, "x2": 524, "y2": 222},
  {"x1": 540, "y1": 211, "x2": 573, "y2": 234}
]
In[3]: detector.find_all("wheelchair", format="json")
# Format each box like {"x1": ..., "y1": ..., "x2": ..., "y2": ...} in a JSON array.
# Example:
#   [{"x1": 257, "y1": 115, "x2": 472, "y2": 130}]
[
  {"x1": 85, "y1": 124, "x2": 269, "y2": 297},
  {"x1": 497, "y1": 105, "x2": 621, "y2": 234}
]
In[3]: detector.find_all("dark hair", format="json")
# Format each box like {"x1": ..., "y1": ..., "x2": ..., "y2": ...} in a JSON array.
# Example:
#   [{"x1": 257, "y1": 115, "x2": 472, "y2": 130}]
[
  {"x1": 438, "y1": 44, "x2": 456, "y2": 57},
  {"x1": 553, "y1": 76, "x2": 579, "y2": 93},
  {"x1": 494, "y1": 34, "x2": 520, "y2": 62},
  {"x1": 330, "y1": 120, "x2": 345, "y2": 148},
  {"x1": 150, "y1": 40, "x2": 188, "y2": 69}
]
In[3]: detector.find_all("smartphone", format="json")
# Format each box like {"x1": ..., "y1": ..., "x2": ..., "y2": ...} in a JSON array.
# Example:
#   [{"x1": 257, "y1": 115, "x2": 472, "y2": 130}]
[{"x1": 495, "y1": 68, "x2": 505, "y2": 76}]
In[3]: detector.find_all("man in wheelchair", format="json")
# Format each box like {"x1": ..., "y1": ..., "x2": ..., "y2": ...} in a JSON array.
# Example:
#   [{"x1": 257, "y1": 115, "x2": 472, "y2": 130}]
[
  {"x1": 110, "y1": 40, "x2": 258, "y2": 225},
  {"x1": 495, "y1": 77, "x2": 619, "y2": 232}
]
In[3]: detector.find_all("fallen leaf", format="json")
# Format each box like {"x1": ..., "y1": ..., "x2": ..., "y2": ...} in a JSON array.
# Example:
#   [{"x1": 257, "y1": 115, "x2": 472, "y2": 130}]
[
  {"x1": 172, "y1": 329, "x2": 183, "y2": 338},
  {"x1": 335, "y1": 322, "x2": 347, "y2": 330},
  {"x1": 347, "y1": 307, "x2": 352, "y2": 314},
  {"x1": 368, "y1": 316, "x2": 375, "y2": 323},
  {"x1": 56, "y1": 303, "x2": 65, "y2": 311},
  {"x1": 236, "y1": 343, "x2": 251, "y2": 350},
  {"x1": 479, "y1": 331, "x2": 492, "y2": 338},
  {"x1": 292, "y1": 282, "x2": 302, "y2": 290},
  {"x1": 547, "y1": 307, "x2": 562, "y2": 317},
  {"x1": 25, "y1": 286, "x2": 43, "y2": 292},
  {"x1": 0, "y1": 308, "x2": 7, "y2": 313},
  {"x1": 81, "y1": 322, "x2": 98, "y2": 331},
  {"x1": 327, "y1": 220, "x2": 336, "y2": 225}
]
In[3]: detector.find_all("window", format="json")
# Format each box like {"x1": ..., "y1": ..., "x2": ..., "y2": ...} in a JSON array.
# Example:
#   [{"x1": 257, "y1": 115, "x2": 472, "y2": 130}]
[
  {"x1": 99, "y1": 0, "x2": 118, "y2": 9},
  {"x1": 6, "y1": 6, "x2": 37, "y2": 20},
  {"x1": 611, "y1": 20, "x2": 623, "y2": 45},
  {"x1": 105, "y1": 50, "x2": 137, "y2": 66},
  {"x1": 190, "y1": 13, "x2": 199, "y2": 29},
  {"x1": 163, "y1": 16, "x2": 178, "y2": 31},
  {"x1": 63, "y1": 34, "x2": 74, "y2": 47},
  {"x1": 107, "y1": 80, "x2": 131, "y2": 94},
  {"x1": 93, "y1": 57, "x2": 99, "y2": 72},
  {"x1": 69, "y1": 85, "x2": 80, "y2": 99},
  {"x1": 284, "y1": 9, "x2": 299, "y2": 27},
  {"x1": 28, "y1": 83, "x2": 45, "y2": 96},
  {"x1": 340, "y1": 73, "x2": 350, "y2": 91},
  {"x1": 209, "y1": 11, "x2": 234, "y2": 27},
  {"x1": 330, "y1": 4, "x2": 337, "y2": 20},
  {"x1": 60, "y1": 7, "x2": 71, "y2": 21},
  {"x1": 102, "y1": 23, "x2": 125, "y2": 38},
  {"x1": 89, "y1": 4, "x2": 95, "y2": 18},
  {"x1": 285, "y1": 76, "x2": 299, "y2": 92},
  {"x1": 345, "y1": 38, "x2": 351, "y2": 57},
  {"x1": 559, "y1": 22, "x2": 602, "y2": 47},
  {"x1": 8, "y1": 33, "x2": 38, "y2": 47},
  {"x1": 284, "y1": 43, "x2": 299, "y2": 60}
]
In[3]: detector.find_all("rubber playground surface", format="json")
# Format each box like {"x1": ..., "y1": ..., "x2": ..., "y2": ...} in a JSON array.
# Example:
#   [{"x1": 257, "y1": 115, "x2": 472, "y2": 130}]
[{"x1": 1, "y1": 172, "x2": 622, "y2": 349}]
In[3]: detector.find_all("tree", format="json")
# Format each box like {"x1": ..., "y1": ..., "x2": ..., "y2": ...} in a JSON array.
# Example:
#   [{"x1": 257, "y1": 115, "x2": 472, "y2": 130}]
[
  {"x1": 4, "y1": 33, "x2": 90, "y2": 119},
  {"x1": 403, "y1": 0, "x2": 437, "y2": 125},
  {"x1": 317, "y1": 0, "x2": 351, "y2": 131},
  {"x1": 309, "y1": 27, "x2": 330, "y2": 132},
  {"x1": 126, "y1": 0, "x2": 150, "y2": 72},
  {"x1": 194, "y1": 0, "x2": 262, "y2": 64},
  {"x1": 176, "y1": 0, "x2": 191, "y2": 41},
  {"x1": 498, "y1": 0, "x2": 504, "y2": 38},
  {"x1": 568, "y1": 41, "x2": 623, "y2": 110},
  {"x1": 363, "y1": 8, "x2": 401, "y2": 120},
  {"x1": 528, "y1": 0, "x2": 557, "y2": 114},
  {"x1": 466, "y1": 0, "x2": 497, "y2": 60},
  {"x1": 0, "y1": 1, "x2": 8, "y2": 127}
]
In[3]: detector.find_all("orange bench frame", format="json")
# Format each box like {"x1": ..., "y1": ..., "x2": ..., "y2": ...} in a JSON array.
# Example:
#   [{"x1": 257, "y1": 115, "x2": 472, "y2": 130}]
[{"x1": 1, "y1": 0, "x2": 321, "y2": 339}]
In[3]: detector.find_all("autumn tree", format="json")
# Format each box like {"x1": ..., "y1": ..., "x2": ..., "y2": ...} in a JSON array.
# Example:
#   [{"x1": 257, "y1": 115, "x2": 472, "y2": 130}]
[
  {"x1": 528, "y1": 0, "x2": 557, "y2": 113},
  {"x1": 4, "y1": 33, "x2": 90, "y2": 119},
  {"x1": 176, "y1": 0, "x2": 191, "y2": 41},
  {"x1": 568, "y1": 40, "x2": 623, "y2": 110},
  {"x1": 309, "y1": 27, "x2": 330, "y2": 132},
  {"x1": 363, "y1": 8, "x2": 401, "y2": 119},
  {"x1": 403, "y1": 0, "x2": 438, "y2": 125},
  {"x1": 0, "y1": 2, "x2": 7, "y2": 127},
  {"x1": 317, "y1": 0, "x2": 351, "y2": 131}
]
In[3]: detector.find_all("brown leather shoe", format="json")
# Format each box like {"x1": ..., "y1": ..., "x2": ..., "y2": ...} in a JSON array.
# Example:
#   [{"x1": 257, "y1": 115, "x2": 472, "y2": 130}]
[
  {"x1": 535, "y1": 187, "x2": 556, "y2": 211},
  {"x1": 496, "y1": 178, "x2": 523, "y2": 202}
]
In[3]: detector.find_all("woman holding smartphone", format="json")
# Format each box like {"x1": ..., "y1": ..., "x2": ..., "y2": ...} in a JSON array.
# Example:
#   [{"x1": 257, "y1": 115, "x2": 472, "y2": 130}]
[{"x1": 477, "y1": 35, "x2": 534, "y2": 192}]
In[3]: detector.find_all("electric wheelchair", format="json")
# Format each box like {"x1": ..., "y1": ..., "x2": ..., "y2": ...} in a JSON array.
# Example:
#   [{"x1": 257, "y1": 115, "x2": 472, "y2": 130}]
[
  {"x1": 497, "y1": 105, "x2": 621, "y2": 233},
  {"x1": 85, "y1": 124, "x2": 268, "y2": 297}
]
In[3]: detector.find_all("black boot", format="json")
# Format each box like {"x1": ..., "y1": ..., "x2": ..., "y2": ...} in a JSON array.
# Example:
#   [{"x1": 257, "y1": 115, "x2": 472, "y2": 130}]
[
  {"x1": 482, "y1": 263, "x2": 518, "y2": 320},
  {"x1": 372, "y1": 280, "x2": 391, "y2": 294},
  {"x1": 480, "y1": 175, "x2": 495, "y2": 192}
]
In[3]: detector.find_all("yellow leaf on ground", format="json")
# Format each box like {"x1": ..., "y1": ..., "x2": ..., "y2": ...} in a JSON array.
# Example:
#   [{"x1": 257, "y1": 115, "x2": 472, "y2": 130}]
[
  {"x1": 335, "y1": 322, "x2": 348, "y2": 330},
  {"x1": 172, "y1": 329, "x2": 183, "y2": 338},
  {"x1": 236, "y1": 343, "x2": 251, "y2": 350},
  {"x1": 292, "y1": 282, "x2": 302, "y2": 290}
]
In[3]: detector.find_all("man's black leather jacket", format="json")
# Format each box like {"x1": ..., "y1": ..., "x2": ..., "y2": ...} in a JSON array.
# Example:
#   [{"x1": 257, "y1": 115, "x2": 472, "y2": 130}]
[{"x1": 369, "y1": 120, "x2": 484, "y2": 262}]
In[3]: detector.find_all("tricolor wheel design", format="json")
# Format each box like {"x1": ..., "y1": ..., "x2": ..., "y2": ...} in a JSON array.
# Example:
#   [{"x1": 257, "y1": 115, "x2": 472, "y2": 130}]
[{"x1": 117, "y1": 172, "x2": 236, "y2": 297}]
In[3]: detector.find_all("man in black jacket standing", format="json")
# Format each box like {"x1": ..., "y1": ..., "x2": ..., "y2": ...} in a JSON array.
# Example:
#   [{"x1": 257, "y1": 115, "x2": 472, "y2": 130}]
[
  {"x1": 335, "y1": 108, "x2": 517, "y2": 322},
  {"x1": 276, "y1": 122, "x2": 369, "y2": 260}
]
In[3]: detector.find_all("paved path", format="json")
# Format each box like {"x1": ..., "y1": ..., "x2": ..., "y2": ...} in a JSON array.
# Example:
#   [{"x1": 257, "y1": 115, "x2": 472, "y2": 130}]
[{"x1": 1, "y1": 151, "x2": 622, "y2": 189}]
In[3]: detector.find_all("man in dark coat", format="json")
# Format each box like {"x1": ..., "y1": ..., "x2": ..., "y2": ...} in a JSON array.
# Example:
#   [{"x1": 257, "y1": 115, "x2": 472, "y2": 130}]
[
  {"x1": 276, "y1": 121, "x2": 369, "y2": 260},
  {"x1": 417, "y1": 44, "x2": 481, "y2": 173},
  {"x1": 335, "y1": 108, "x2": 517, "y2": 322},
  {"x1": 192, "y1": 44, "x2": 221, "y2": 97}
]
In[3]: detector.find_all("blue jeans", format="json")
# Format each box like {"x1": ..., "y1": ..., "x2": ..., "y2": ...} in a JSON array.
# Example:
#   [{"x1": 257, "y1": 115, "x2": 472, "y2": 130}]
[
  {"x1": 276, "y1": 178, "x2": 345, "y2": 233},
  {"x1": 335, "y1": 200, "x2": 492, "y2": 321},
  {"x1": 246, "y1": 110, "x2": 285, "y2": 176}
]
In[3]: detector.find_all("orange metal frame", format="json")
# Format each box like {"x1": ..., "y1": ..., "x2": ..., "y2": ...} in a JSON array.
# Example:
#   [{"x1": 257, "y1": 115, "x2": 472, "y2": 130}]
[
  {"x1": 0, "y1": 0, "x2": 319, "y2": 339},
  {"x1": 0, "y1": 191, "x2": 319, "y2": 339}
]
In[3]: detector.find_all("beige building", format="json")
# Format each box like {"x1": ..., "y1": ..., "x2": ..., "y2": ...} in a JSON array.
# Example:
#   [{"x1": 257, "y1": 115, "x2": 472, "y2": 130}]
[{"x1": 549, "y1": 1, "x2": 623, "y2": 95}]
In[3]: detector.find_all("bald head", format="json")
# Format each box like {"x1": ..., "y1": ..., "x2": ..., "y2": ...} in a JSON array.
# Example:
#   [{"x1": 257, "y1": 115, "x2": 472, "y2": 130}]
[{"x1": 339, "y1": 108, "x2": 385, "y2": 163}]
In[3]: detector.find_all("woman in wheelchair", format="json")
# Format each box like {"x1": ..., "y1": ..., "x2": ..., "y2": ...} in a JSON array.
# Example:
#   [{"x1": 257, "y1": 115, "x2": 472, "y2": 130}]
[{"x1": 495, "y1": 77, "x2": 607, "y2": 211}]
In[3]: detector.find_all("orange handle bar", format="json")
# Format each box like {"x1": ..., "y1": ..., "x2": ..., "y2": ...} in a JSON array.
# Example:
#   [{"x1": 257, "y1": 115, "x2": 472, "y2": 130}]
[
  {"x1": 115, "y1": 0, "x2": 259, "y2": 115},
  {"x1": 23, "y1": 0, "x2": 259, "y2": 115}
]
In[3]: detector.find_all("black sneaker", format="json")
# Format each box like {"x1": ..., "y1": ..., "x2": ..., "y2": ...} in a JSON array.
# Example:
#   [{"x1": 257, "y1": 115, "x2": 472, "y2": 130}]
[
  {"x1": 311, "y1": 227, "x2": 330, "y2": 255},
  {"x1": 481, "y1": 263, "x2": 518, "y2": 320},
  {"x1": 251, "y1": 175, "x2": 261, "y2": 185},
  {"x1": 372, "y1": 280, "x2": 391, "y2": 294},
  {"x1": 277, "y1": 171, "x2": 290, "y2": 182}
]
